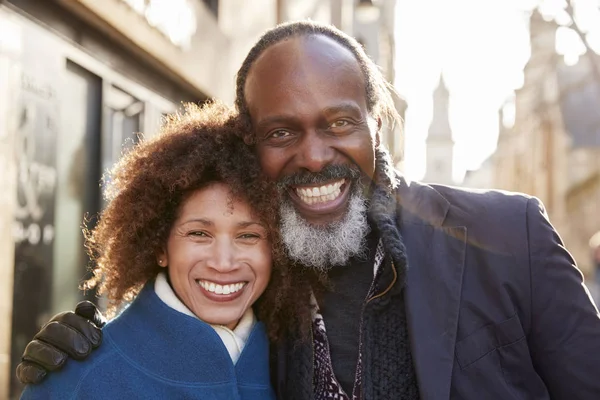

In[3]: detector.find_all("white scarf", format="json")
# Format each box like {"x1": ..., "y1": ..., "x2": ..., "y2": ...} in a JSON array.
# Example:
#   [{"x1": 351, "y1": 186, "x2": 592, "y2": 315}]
[{"x1": 154, "y1": 272, "x2": 256, "y2": 364}]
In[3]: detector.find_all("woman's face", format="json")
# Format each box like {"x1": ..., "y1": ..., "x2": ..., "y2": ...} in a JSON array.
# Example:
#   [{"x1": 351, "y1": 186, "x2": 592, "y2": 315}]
[{"x1": 158, "y1": 183, "x2": 272, "y2": 329}]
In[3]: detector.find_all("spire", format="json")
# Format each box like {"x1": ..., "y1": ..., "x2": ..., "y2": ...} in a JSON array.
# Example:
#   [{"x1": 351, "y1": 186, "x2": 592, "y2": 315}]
[
  {"x1": 427, "y1": 75, "x2": 453, "y2": 143},
  {"x1": 423, "y1": 73, "x2": 454, "y2": 185}
]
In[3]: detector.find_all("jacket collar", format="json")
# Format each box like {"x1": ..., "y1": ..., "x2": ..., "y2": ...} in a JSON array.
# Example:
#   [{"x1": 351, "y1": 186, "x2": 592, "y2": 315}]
[
  {"x1": 369, "y1": 149, "x2": 466, "y2": 399},
  {"x1": 395, "y1": 178, "x2": 466, "y2": 400},
  {"x1": 370, "y1": 147, "x2": 451, "y2": 228}
]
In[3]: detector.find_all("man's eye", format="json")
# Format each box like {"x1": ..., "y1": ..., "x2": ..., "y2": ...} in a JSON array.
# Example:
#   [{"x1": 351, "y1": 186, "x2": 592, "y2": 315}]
[
  {"x1": 268, "y1": 130, "x2": 291, "y2": 139},
  {"x1": 330, "y1": 120, "x2": 350, "y2": 129}
]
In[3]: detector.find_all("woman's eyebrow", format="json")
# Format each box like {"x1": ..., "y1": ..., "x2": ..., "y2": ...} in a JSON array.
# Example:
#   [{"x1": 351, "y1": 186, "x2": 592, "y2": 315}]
[
  {"x1": 181, "y1": 218, "x2": 213, "y2": 226},
  {"x1": 237, "y1": 221, "x2": 266, "y2": 229}
]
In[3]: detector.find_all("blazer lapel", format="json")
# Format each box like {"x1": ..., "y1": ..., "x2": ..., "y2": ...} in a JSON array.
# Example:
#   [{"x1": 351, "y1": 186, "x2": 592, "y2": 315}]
[{"x1": 396, "y1": 180, "x2": 466, "y2": 400}]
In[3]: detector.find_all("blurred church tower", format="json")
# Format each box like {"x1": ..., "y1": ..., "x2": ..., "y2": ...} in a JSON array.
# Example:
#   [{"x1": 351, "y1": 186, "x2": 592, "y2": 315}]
[{"x1": 424, "y1": 75, "x2": 454, "y2": 185}]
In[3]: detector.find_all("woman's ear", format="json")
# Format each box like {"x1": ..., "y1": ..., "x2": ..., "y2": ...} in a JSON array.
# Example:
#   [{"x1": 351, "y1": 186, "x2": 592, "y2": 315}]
[{"x1": 156, "y1": 249, "x2": 168, "y2": 268}]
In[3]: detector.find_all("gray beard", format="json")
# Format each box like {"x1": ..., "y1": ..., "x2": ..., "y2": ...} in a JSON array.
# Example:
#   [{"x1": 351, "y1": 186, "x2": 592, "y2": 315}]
[{"x1": 279, "y1": 188, "x2": 370, "y2": 272}]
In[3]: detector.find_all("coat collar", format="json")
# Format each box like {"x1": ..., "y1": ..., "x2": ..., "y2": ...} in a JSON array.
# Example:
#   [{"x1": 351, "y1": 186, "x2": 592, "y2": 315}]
[
  {"x1": 107, "y1": 282, "x2": 271, "y2": 385},
  {"x1": 394, "y1": 177, "x2": 450, "y2": 227},
  {"x1": 394, "y1": 177, "x2": 466, "y2": 400}
]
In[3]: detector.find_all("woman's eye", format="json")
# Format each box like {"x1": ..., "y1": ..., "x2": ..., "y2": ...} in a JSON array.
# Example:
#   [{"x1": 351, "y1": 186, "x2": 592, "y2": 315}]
[
  {"x1": 239, "y1": 233, "x2": 260, "y2": 240},
  {"x1": 238, "y1": 233, "x2": 264, "y2": 243},
  {"x1": 189, "y1": 231, "x2": 208, "y2": 237}
]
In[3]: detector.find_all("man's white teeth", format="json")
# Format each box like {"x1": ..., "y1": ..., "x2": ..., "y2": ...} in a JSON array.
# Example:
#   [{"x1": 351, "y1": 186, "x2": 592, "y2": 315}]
[
  {"x1": 197, "y1": 280, "x2": 246, "y2": 295},
  {"x1": 295, "y1": 180, "x2": 344, "y2": 205}
]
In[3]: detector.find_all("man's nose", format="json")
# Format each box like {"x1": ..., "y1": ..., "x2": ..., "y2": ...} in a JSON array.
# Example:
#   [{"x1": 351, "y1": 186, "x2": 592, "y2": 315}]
[
  {"x1": 296, "y1": 131, "x2": 334, "y2": 173},
  {"x1": 206, "y1": 239, "x2": 238, "y2": 273}
]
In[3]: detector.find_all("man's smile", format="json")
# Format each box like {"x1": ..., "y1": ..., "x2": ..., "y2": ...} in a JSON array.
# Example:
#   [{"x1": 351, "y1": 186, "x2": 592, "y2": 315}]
[
  {"x1": 287, "y1": 178, "x2": 351, "y2": 220},
  {"x1": 294, "y1": 179, "x2": 346, "y2": 205}
]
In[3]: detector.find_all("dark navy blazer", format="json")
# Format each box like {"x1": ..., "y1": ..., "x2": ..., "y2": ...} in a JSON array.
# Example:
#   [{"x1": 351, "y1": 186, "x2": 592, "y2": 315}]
[
  {"x1": 277, "y1": 177, "x2": 600, "y2": 399},
  {"x1": 398, "y1": 179, "x2": 600, "y2": 399}
]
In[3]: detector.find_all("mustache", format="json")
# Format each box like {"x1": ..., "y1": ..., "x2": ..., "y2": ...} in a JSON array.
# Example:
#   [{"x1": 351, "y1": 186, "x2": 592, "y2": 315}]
[{"x1": 277, "y1": 164, "x2": 361, "y2": 188}]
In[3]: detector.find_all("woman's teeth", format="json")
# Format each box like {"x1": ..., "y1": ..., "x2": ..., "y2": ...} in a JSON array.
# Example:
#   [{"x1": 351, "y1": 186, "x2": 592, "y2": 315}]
[
  {"x1": 196, "y1": 280, "x2": 246, "y2": 295},
  {"x1": 295, "y1": 179, "x2": 345, "y2": 205}
]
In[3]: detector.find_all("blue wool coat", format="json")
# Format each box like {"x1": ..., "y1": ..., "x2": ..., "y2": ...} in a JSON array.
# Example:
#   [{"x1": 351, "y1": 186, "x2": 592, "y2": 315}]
[{"x1": 22, "y1": 283, "x2": 276, "y2": 400}]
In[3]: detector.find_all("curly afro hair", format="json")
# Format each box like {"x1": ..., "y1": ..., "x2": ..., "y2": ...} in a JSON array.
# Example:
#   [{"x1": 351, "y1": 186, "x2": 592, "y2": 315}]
[{"x1": 83, "y1": 102, "x2": 311, "y2": 341}]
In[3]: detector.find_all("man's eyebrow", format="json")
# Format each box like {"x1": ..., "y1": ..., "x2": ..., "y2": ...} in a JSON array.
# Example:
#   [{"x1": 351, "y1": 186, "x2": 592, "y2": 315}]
[
  {"x1": 321, "y1": 102, "x2": 363, "y2": 117},
  {"x1": 255, "y1": 115, "x2": 298, "y2": 131},
  {"x1": 255, "y1": 103, "x2": 363, "y2": 131}
]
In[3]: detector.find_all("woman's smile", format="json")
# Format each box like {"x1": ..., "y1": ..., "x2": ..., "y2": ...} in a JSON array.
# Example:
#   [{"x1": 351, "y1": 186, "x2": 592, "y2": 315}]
[{"x1": 196, "y1": 279, "x2": 249, "y2": 303}]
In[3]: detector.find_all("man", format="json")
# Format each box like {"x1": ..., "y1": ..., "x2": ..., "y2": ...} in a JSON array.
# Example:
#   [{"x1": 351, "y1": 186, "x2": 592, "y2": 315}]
[{"x1": 17, "y1": 21, "x2": 600, "y2": 399}]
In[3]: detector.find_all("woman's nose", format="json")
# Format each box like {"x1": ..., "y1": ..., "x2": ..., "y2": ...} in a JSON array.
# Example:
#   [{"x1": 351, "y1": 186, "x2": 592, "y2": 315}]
[{"x1": 205, "y1": 239, "x2": 238, "y2": 273}]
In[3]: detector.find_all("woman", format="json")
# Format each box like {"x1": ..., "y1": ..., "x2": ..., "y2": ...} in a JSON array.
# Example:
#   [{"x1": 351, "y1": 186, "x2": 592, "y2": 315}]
[{"x1": 21, "y1": 102, "x2": 303, "y2": 399}]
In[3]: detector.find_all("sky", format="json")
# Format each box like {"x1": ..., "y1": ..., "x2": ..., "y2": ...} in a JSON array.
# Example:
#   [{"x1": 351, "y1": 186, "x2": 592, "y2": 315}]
[{"x1": 394, "y1": 0, "x2": 600, "y2": 183}]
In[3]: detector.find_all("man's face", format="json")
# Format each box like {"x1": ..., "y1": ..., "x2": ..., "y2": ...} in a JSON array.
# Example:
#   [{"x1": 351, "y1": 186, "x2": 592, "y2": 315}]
[{"x1": 244, "y1": 35, "x2": 378, "y2": 227}]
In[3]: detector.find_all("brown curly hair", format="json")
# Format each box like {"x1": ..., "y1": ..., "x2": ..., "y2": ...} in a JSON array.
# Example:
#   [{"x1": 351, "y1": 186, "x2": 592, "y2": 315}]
[{"x1": 83, "y1": 102, "x2": 311, "y2": 342}]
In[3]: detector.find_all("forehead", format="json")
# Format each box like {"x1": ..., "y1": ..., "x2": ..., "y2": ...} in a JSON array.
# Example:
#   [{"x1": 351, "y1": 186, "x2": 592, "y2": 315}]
[
  {"x1": 178, "y1": 183, "x2": 254, "y2": 220},
  {"x1": 244, "y1": 35, "x2": 368, "y2": 122}
]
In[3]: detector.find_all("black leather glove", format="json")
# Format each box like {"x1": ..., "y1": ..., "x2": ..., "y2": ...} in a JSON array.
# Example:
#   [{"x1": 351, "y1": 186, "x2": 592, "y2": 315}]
[{"x1": 16, "y1": 301, "x2": 106, "y2": 384}]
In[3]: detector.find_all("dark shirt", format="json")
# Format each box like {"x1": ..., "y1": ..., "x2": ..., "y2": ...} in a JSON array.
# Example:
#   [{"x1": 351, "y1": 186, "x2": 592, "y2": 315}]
[{"x1": 318, "y1": 229, "x2": 379, "y2": 395}]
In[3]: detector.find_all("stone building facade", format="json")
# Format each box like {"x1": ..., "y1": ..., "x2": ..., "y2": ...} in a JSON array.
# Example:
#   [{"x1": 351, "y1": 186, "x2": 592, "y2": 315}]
[{"x1": 494, "y1": 11, "x2": 600, "y2": 278}]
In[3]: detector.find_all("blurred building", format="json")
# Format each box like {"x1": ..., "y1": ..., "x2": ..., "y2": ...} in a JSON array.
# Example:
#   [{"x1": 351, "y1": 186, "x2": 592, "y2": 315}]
[
  {"x1": 462, "y1": 110, "x2": 504, "y2": 189},
  {"x1": 462, "y1": 155, "x2": 496, "y2": 189},
  {"x1": 423, "y1": 76, "x2": 454, "y2": 185},
  {"x1": 0, "y1": 0, "x2": 233, "y2": 397},
  {"x1": 494, "y1": 10, "x2": 600, "y2": 277},
  {"x1": 0, "y1": 0, "x2": 403, "y2": 397}
]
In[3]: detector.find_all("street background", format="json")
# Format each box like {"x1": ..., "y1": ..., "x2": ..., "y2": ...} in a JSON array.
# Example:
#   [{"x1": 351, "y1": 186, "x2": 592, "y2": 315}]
[{"x1": 0, "y1": 0, "x2": 598, "y2": 398}]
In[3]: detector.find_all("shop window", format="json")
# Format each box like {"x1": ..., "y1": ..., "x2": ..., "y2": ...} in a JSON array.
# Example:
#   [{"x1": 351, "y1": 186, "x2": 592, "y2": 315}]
[
  {"x1": 103, "y1": 85, "x2": 144, "y2": 177},
  {"x1": 51, "y1": 61, "x2": 102, "y2": 314}
]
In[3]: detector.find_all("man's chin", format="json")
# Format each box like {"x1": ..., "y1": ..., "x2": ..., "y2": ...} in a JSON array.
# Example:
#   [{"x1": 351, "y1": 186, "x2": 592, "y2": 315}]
[
  {"x1": 279, "y1": 184, "x2": 370, "y2": 270},
  {"x1": 291, "y1": 202, "x2": 348, "y2": 227}
]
